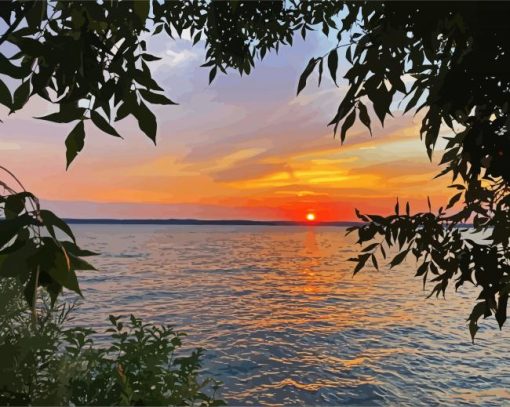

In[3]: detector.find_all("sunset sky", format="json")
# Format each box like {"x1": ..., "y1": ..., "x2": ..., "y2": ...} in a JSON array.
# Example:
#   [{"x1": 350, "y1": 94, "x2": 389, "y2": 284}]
[{"x1": 1, "y1": 30, "x2": 452, "y2": 221}]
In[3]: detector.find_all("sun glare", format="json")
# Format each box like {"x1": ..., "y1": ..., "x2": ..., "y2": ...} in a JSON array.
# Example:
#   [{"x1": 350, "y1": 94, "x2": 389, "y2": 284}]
[{"x1": 306, "y1": 213, "x2": 316, "y2": 222}]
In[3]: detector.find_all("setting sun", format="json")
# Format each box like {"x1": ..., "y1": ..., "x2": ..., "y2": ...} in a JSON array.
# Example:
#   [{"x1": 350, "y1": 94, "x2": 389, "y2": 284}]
[{"x1": 306, "y1": 213, "x2": 316, "y2": 221}]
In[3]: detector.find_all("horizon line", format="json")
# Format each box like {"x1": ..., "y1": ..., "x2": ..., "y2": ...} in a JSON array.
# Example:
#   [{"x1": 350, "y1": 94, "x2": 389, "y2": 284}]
[{"x1": 64, "y1": 218, "x2": 362, "y2": 226}]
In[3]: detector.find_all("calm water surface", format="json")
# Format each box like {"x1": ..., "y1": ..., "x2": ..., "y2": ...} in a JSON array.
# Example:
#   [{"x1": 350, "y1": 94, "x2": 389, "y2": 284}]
[{"x1": 72, "y1": 225, "x2": 510, "y2": 406}]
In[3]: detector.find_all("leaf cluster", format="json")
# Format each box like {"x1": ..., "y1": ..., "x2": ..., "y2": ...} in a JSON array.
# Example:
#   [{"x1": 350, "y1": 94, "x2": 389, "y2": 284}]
[
  {"x1": 0, "y1": 182, "x2": 96, "y2": 308},
  {"x1": 292, "y1": 2, "x2": 510, "y2": 340},
  {"x1": 348, "y1": 198, "x2": 510, "y2": 342},
  {"x1": 1, "y1": 1, "x2": 176, "y2": 167},
  {"x1": 0, "y1": 281, "x2": 224, "y2": 406},
  {"x1": 0, "y1": 280, "x2": 79, "y2": 405},
  {"x1": 69, "y1": 314, "x2": 224, "y2": 406}
]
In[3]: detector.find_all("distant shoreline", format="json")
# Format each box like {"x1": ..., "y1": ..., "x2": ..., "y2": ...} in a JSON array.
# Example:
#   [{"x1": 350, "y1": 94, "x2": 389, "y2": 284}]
[
  {"x1": 63, "y1": 218, "x2": 474, "y2": 228},
  {"x1": 64, "y1": 218, "x2": 362, "y2": 227}
]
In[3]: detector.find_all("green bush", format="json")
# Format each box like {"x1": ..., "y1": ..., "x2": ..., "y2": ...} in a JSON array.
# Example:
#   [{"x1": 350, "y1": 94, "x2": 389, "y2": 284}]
[{"x1": 0, "y1": 281, "x2": 224, "y2": 406}]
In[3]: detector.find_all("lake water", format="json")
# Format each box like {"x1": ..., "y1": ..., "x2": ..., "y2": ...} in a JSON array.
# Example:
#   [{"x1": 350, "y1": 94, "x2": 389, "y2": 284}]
[{"x1": 72, "y1": 225, "x2": 510, "y2": 406}]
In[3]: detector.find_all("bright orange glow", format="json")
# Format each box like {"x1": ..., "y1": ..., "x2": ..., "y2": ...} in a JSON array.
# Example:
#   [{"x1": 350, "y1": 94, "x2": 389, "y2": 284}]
[{"x1": 4, "y1": 65, "x2": 453, "y2": 221}]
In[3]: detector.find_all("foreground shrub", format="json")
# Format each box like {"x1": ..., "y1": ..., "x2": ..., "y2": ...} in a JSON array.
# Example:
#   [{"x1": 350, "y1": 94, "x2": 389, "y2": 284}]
[{"x1": 0, "y1": 281, "x2": 224, "y2": 406}]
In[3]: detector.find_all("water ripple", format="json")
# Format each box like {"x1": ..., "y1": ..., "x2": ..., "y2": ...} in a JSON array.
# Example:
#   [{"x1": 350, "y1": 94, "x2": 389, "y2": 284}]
[{"x1": 69, "y1": 225, "x2": 510, "y2": 406}]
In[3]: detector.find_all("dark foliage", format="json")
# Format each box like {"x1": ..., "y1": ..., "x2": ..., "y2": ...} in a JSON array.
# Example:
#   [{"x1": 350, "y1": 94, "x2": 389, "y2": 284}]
[
  {"x1": 296, "y1": 2, "x2": 510, "y2": 341},
  {"x1": 1, "y1": 1, "x2": 509, "y2": 339},
  {"x1": 0, "y1": 169, "x2": 96, "y2": 317},
  {"x1": 0, "y1": 281, "x2": 224, "y2": 406}
]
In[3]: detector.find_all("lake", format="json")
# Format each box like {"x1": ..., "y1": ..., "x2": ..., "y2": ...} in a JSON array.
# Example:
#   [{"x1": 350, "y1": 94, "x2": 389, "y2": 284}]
[{"x1": 71, "y1": 225, "x2": 510, "y2": 405}]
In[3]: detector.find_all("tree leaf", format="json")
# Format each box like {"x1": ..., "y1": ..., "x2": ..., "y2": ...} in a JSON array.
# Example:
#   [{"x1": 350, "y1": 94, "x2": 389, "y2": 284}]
[
  {"x1": 353, "y1": 253, "x2": 370, "y2": 275},
  {"x1": 65, "y1": 121, "x2": 85, "y2": 169},
  {"x1": 404, "y1": 88, "x2": 422, "y2": 113},
  {"x1": 468, "y1": 301, "x2": 488, "y2": 342},
  {"x1": 37, "y1": 239, "x2": 81, "y2": 295},
  {"x1": 361, "y1": 242, "x2": 379, "y2": 253},
  {"x1": 134, "y1": 68, "x2": 163, "y2": 91},
  {"x1": 61, "y1": 241, "x2": 99, "y2": 257},
  {"x1": 69, "y1": 254, "x2": 96, "y2": 271},
  {"x1": 0, "y1": 79, "x2": 12, "y2": 108},
  {"x1": 4, "y1": 194, "x2": 27, "y2": 219},
  {"x1": 0, "y1": 214, "x2": 35, "y2": 249},
  {"x1": 327, "y1": 50, "x2": 338, "y2": 85},
  {"x1": 468, "y1": 319, "x2": 478, "y2": 343},
  {"x1": 340, "y1": 109, "x2": 356, "y2": 143},
  {"x1": 193, "y1": 31, "x2": 202, "y2": 45},
  {"x1": 36, "y1": 108, "x2": 85, "y2": 123},
  {"x1": 389, "y1": 249, "x2": 409, "y2": 268},
  {"x1": 133, "y1": 100, "x2": 157, "y2": 143},
  {"x1": 139, "y1": 89, "x2": 177, "y2": 105},
  {"x1": 115, "y1": 95, "x2": 136, "y2": 122},
  {"x1": 380, "y1": 244, "x2": 386, "y2": 259},
  {"x1": 152, "y1": 23, "x2": 164, "y2": 35},
  {"x1": 495, "y1": 293, "x2": 508, "y2": 329},
  {"x1": 371, "y1": 254, "x2": 379, "y2": 270},
  {"x1": 11, "y1": 80, "x2": 30, "y2": 112},
  {"x1": 357, "y1": 102, "x2": 371, "y2": 136},
  {"x1": 317, "y1": 58, "x2": 323, "y2": 86},
  {"x1": 346, "y1": 45, "x2": 353, "y2": 64},
  {"x1": 141, "y1": 53, "x2": 161, "y2": 62},
  {"x1": 446, "y1": 192, "x2": 462, "y2": 210},
  {"x1": 91, "y1": 111, "x2": 122, "y2": 138},
  {"x1": 209, "y1": 67, "x2": 217, "y2": 84},
  {"x1": 40, "y1": 209, "x2": 76, "y2": 243},
  {"x1": 415, "y1": 261, "x2": 429, "y2": 277},
  {"x1": 297, "y1": 57, "x2": 317, "y2": 95}
]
